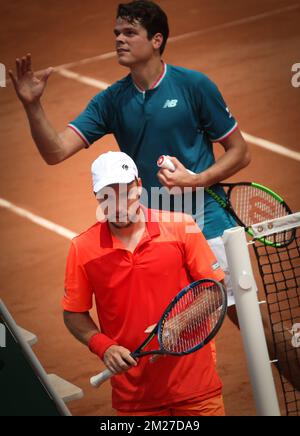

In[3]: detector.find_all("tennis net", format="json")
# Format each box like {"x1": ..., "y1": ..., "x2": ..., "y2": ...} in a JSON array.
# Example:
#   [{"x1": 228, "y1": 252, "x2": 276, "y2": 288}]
[{"x1": 251, "y1": 213, "x2": 300, "y2": 416}]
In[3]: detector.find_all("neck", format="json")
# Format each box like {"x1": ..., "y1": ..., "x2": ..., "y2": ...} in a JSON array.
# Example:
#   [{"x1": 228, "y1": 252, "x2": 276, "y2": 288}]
[
  {"x1": 131, "y1": 56, "x2": 164, "y2": 91},
  {"x1": 108, "y1": 207, "x2": 146, "y2": 239}
]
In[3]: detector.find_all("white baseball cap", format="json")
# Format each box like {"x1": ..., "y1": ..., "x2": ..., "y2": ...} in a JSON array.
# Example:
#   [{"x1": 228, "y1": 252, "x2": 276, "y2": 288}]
[{"x1": 91, "y1": 151, "x2": 139, "y2": 194}]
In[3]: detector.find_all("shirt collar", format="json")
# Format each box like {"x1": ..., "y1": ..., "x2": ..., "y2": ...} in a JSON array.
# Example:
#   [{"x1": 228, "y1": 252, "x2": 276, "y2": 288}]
[
  {"x1": 99, "y1": 205, "x2": 160, "y2": 249},
  {"x1": 133, "y1": 62, "x2": 167, "y2": 93}
]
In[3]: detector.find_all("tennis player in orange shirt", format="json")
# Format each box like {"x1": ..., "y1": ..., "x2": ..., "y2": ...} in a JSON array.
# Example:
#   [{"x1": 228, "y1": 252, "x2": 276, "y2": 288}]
[{"x1": 63, "y1": 151, "x2": 226, "y2": 416}]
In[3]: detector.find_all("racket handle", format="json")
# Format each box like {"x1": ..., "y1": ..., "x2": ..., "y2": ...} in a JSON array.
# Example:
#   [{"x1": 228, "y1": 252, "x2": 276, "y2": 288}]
[
  {"x1": 157, "y1": 155, "x2": 176, "y2": 172},
  {"x1": 90, "y1": 368, "x2": 114, "y2": 388},
  {"x1": 157, "y1": 155, "x2": 195, "y2": 175}
]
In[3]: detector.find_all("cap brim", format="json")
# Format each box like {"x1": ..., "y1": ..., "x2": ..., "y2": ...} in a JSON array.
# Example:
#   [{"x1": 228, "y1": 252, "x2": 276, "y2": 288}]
[{"x1": 94, "y1": 174, "x2": 136, "y2": 194}]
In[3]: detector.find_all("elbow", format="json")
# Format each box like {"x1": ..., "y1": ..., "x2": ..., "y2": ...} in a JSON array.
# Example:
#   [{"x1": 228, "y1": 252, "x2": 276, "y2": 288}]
[
  {"x1": 43, "y1": 152, "x2": 65, "y2": 166},
  {"x1": 44, "y1": 158, "x2": 59, "y2": 166},
  {"x1": 43, "y1": 135, "x2": 67, "y2": 165},
  {"x1": 63, "y1": 310, "x2": 72, "y2": 328},
  {"x1": 63, "y1": 310, "x2": 68, "y2": 326},
  {"x1": 239, "y1": 147, "x2": 251, "y2": 169}
]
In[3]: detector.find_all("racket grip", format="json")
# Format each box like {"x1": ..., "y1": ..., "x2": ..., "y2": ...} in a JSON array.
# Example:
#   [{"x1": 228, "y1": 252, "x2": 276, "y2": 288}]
[
  {"x1": 157, "y1": 155, "x2": 176, "y2": 172},
  {"x1": 90, "y1": 368, "x2": 114, "y2": 388},
  {"x1": 157, "y1": 155, "x2": 195, "y2": 175}
]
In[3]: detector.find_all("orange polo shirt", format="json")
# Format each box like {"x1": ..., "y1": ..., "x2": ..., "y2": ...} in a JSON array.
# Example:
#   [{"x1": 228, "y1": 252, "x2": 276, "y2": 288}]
[{"x1": 62, "y1": 207, "x2": 225, "y2": 412}]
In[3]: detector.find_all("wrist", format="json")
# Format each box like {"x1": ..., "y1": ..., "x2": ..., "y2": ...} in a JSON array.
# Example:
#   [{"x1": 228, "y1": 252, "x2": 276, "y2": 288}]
[
  {"x1": 23, "y1": 100, "x2": 42, "y2": 114},
  {"x1": 193, "y1": 172, "x2": 207, "y2": 188},
  {"x1": 88, "y1": 333, "x2": 118, "y2": 360}
]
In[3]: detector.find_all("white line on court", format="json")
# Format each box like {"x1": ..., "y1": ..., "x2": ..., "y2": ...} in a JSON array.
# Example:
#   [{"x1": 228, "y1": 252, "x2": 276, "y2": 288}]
[
  {"x1": 0, "y1": 198, "x2": 78, "y2": 240},
  {"x1": 241, "y1": 132, "x2": 300, "y2": 162},
  {"x1": 57, "y1": 68, "x2": 109, "y2": 89}
]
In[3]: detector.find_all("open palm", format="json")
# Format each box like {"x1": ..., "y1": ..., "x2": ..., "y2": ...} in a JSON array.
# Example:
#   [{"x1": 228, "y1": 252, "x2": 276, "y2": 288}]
[{"x1": 9, "y1": 53, "x2": 53, "y2": 104}]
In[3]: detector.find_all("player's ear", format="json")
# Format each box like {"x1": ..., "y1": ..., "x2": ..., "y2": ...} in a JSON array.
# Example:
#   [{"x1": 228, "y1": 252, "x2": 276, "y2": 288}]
[{"x1": 152, "y1": 33, "x2": 163, "y2": 52}]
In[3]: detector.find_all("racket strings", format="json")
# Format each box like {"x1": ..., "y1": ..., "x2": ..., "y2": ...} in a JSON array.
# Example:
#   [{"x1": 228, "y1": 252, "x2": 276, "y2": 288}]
[
  {"x1": 231, "y1": 186, "x2": 291, "y2": 244},
  {"x1": 161, "y1": 283, "x2": 223, "y2": 353}
]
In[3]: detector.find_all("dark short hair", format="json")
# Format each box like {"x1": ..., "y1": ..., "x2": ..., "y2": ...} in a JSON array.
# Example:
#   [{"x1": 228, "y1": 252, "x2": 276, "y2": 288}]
[{"x1": 117, "y1": 1, "x2": 169, "y2": 55}]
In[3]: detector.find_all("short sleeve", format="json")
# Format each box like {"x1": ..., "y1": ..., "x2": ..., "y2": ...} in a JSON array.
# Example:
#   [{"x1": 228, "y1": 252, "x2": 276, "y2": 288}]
[
  {"x1": 68, "y1": 89, "x2": 112, "y2": 147},
  {"x1": 62, "y1": 240, "x2": 93, "y2": 312},
  {"x1": 182, "y1": 215, "x2": 225, "y2": 282},
  {"x1": 197, "y1": 74, "x2": 238, "y2": 142}
]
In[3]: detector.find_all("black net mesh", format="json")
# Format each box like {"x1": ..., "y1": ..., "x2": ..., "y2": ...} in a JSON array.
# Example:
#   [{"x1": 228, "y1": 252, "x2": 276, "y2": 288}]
[{"x1": 253, "y1": 228, "x2": 300, "y2": 416}]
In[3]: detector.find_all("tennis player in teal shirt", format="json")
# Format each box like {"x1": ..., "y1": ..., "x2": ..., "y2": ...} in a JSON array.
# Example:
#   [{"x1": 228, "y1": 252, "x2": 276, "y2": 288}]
[
  {"x1": 68, "y1": 63, "x2": 238, "y2": 241},
  {"x1": 10, "y1": 0, "x2": 251, "y2": 316}
]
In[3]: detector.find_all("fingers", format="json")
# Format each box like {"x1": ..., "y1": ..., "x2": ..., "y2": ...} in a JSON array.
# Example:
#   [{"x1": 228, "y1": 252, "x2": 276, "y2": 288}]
[
  {"x1": 16, "y1": 58, "x2": 21, "y2": 80},
  {"x1": 106, "y1": 359, "x2": 126, "y2": 375},
  {"x1": 15, "y1": 53, "x2": 32, "y2": 80},
  {"x1": 40, "y1": 67, "x2": 54, "y2": 84},
  {"x1": 20, "y1": 56, "x2": 28, "y2": 76},
  {"x1": 157, "y1": 172, "x2": 168, "y2": 187},
  {"x1": 113, "y1": 353, "x2": 136, "y2": 372},
  {"x1": 26, "y1": 53, "x2": 32, "y2": 72},
  {"x1": 165, "y1": 156, "x2": 188, "y2": 174},
  {"x1": 157, "y1": 169, "x2": 174, "y2": 187},
  {"x1": 169, "y1": 156, "x2": 184, "y2": 170},
  {"x1": 104, "y1": 347, "x2": 137, "y2": 375}
]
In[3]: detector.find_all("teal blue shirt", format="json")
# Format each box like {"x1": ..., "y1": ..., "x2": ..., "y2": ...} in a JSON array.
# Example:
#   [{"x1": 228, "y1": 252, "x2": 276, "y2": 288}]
[{"x1": 69, "y1": 64, "x2": 237, "y2": 239}]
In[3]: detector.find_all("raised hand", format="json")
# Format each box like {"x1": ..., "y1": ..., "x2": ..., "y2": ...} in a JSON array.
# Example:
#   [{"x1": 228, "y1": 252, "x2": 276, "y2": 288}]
[{"x1": 9, "y1": 53, "x2": 53, "y2": 105}]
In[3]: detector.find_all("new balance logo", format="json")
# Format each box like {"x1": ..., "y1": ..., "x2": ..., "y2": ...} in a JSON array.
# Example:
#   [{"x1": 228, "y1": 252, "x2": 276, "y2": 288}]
[{"x1": 163, "y1": 99, "x2": 178, "y2": 108}]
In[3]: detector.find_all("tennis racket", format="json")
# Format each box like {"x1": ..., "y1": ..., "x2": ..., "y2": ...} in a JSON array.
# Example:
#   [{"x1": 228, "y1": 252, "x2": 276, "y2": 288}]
[
  {"x1": 90, "y1": 278, "x2": 227, "y2": 388},
  {"x1": 157, "y1": 155, "x2": 294, "y2": 247}
]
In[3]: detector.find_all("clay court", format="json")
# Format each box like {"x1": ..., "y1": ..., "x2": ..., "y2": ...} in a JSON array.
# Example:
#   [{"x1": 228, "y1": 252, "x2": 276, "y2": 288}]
[{"x1": 0, "y1": 0, "x2": 300, "y2": 416}]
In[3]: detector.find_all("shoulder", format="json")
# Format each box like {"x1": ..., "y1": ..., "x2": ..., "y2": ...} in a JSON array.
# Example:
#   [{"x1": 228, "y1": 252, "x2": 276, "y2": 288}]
[
  {"x1": 167, "y1": 64, "x2": 212, "y2": 87},
  {"x1": 89, "y1": 75, "x2": 132, "y2": 105},
  {"x1": 71, "y1": 222, "x2": 102, "y2": 250},
  {"x1": 152, "y1": 209, "x2": 201, "y2": 239},
  {"x1": 106, "y1": 74, "x2": 132, "y2": 95},
  {"x1": 167, "y1": 65, "x2": 219, "y2": 100}
]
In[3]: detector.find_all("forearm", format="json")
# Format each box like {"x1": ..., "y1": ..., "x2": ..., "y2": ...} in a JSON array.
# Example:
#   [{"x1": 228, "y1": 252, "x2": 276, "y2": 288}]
[
  {"x1": 24, "y1": 101, "x2": 65, "y2": 165},
  {"x1": 63, "y1": 311, "x2": 99, "y2": 347},
  {"x1": 10, "y1": 55, "x2": 84, "y2": 164},
  {"x1": 193, "y1": 130, "x2": 251, "y2": 188},
  {"x1": 196, "y1": 146, "x2": 250, "y2": 187},
  {"x1": 158, "y1": 131, "x2": 250, "y2": 190},
  {"x1": 64, "y1": 311, "x2": 121, "y2": 363}
]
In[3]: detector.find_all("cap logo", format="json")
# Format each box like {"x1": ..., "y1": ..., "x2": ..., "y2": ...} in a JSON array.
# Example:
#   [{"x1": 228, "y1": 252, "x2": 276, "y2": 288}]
[{"x1": 122, "y1": 164, "x2": 129, "y2": 171}]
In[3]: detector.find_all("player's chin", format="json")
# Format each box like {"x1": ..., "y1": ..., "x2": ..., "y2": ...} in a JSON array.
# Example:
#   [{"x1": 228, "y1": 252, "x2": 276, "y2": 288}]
[
  {"x1": 110, "y1": 219, "x2": 131, "y2": 228},
  {"x1": 117, "y1": 54, "x2": 135, "y2": 67}
]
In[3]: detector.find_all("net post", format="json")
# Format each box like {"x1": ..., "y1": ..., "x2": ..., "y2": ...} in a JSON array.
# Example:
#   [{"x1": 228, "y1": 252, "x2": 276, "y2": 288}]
[{"x1": 223, "y1": 226, "x2": 281, "y2": 416}]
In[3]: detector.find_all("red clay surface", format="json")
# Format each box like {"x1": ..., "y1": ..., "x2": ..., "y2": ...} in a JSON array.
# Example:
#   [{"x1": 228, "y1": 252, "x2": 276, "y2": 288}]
[{"x1": 0, "y1": 0, "x2": 300, "y2": 416}]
